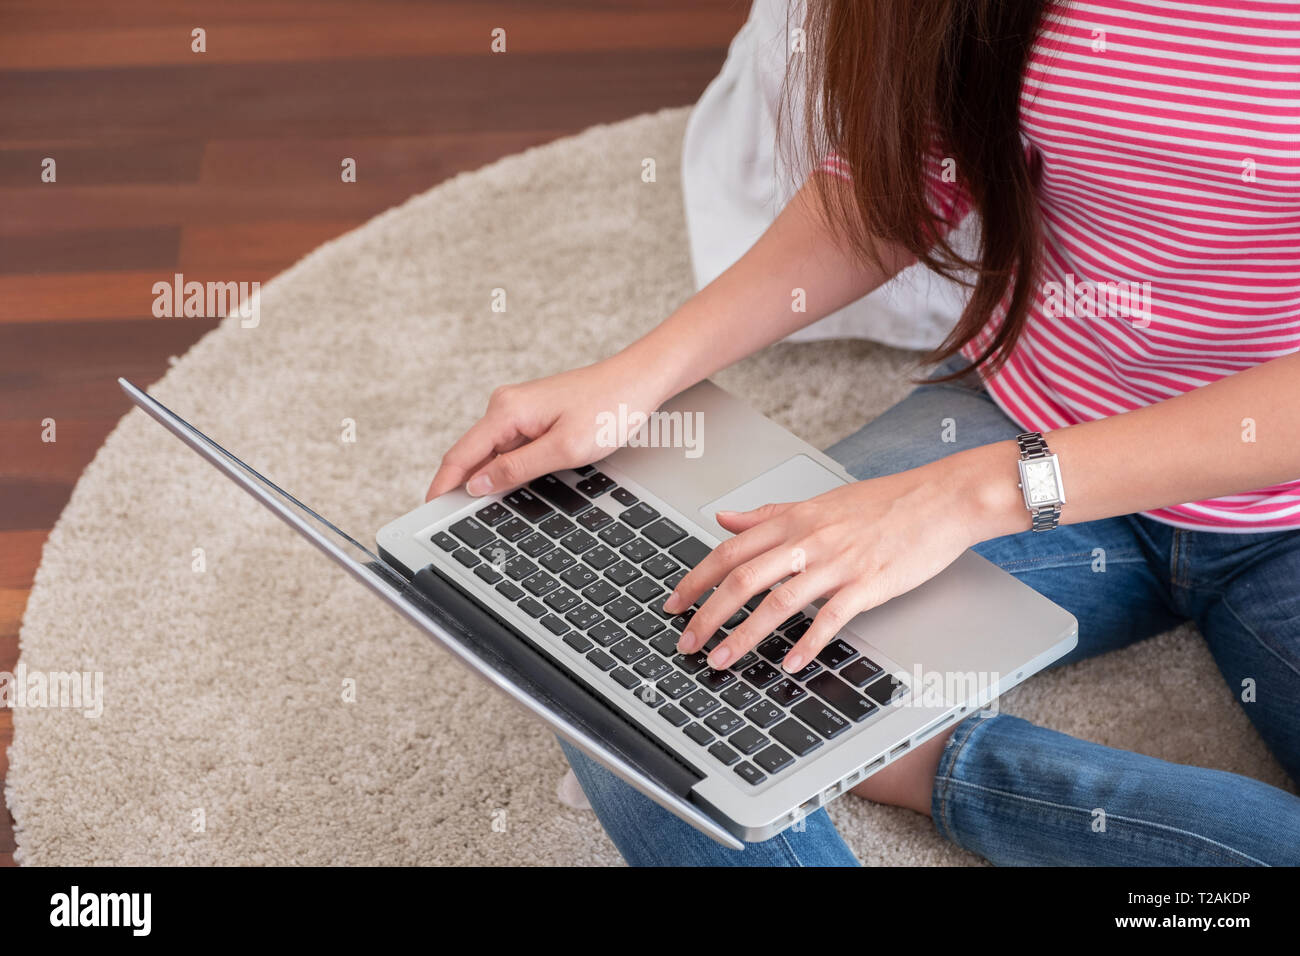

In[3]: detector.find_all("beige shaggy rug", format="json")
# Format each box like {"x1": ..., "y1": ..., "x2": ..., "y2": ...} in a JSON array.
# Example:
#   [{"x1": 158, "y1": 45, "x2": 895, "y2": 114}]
[{"x1": 8, "y1": 107, "x2": 1292, "y2": 866}]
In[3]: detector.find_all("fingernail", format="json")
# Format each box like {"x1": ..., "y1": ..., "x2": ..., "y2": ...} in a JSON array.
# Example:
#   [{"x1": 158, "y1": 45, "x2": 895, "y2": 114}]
[
  {"x1": 708, "y1": 647, "x2": 731, "y2": 669},
  {"x1": 662, "y1": 592, "x2": 682, "y2": 613},
  {"x1": 466, "y1": 475, "x2": 493, "y2": 496},
  {"x1": 678, "y1": 630, "x2": 696, "y2": 652},
  {"x1": 783, "y1": 653, "x2": 804, "y2": 673}
]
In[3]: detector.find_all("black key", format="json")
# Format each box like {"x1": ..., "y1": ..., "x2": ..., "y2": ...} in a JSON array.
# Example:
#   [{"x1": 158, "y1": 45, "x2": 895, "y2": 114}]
[
  {"x1": 729, "y1": 726, "x2": 769, "y2": 756},
  {"x1": 647, "y1": 595, "x2": 673, "y2": 618},
  {"x1": 656, "y1": 672, "x2": 695, "y2": 700},
  {"x1": 475, "y1": 501, "x2": 510, "y2": 526},
  {"x1": 635, "y1": 686, "x2": 664, "y2": 708},
  {"x1": 495, "y1": 580, "x2": 525, "y2": 601},
  {"x1": 575, "y1": 507, "x2": 612, "y2": 532},
  {"x1": 667, "y1": 536, "x2": 711, "y2": 568},
  {"x1": 610, "y1": 637, "x2": 649, "y2": 664},
  {"x1": 658, "y1": 704, "x2": 689, "y2": 727},
  {"x1": 817, "y1": 639, "x2": 859, "y2": 669},
  {"x1": 610, "y1": 487, "x2": 638, "y2": 507},
  {"x1": 588, "y1": 620, "x2": 625, "y2": 647},
  {"x1": 502, "y1": 488, "x2": 551, "y2": 522},
  {"x1": 563, "y1": 632, "x2": 593, "y2": 653},
  {"x1": 744, "y1": 701, "x2": 784, "y2": 729},
  {"x1": 625, "y1": 576, "x2": 664, "y2": 603},
  {"x1": 733, "y1": 761, "x2": 767, "y2": 785},
  {"x1": 610, "y1": 667, "x2": 640, "y2": 690},
  {"x1": 565, "y1": 603, "x2": 602, "y2": 630},
  {"x1": 619, "y1": 537, "x2": 656, "y2": 563},
  {"x1": 634, "y1": 654, "x2": 672, "y2": 680},
  {"x1": 522, "y1": 571, "x2": 560, "y2": 596},
  {"x1": 575, "y1": 472, "x2": 616, "y2": 497},
  {"x1": 785, "y1": 618, "x2": 812, "y2": 640},
  {"x1": 792, "y1": 699, "x2": 850, "y2": 739},
  {"x1": 693, "y1": 588, "x2": 715, "y2": 610},
  {"x1": 754, "y1": 744, "x2": 795, "y2": 775},
  {"x1": 544, "y1": 588, "x2": 580, "y2": 613},
  {"x1": 758, "y1": 636, "x2": 792, "y2": 664},
  {"x1": 431, "y1": 531, "x2": 458, "y2": 552},
  {"x1": 864, "y1": 674, "x2": 908, "y2": 707},
  {"x1": 619, "y1": 502, "x2": 660, "y2": 528},
  {"x1": 452, "y1": 547, "x2": 481, "y2": 568},
  {"x1": 518, "y1": 597, "x2": 546, "y2": 619},
  {"x1": 603, "y1": 561, "x2": 641, "y2": 586},
  {"x1": 604, "y1": 597, "x2": 641, "y2": 623},
  {"x1": 642, "y1": 517, "x2": 687, "y2": 548},
  {"x1": 627, "y1": 612, "x2": 666, "y2": 640},
  {"x1": 448, "y1": 516, "x2": 495, "y2": 549},
  {"x1": 649, "y1": 630, "x2": 680, "y2": 656},
  {"x1": 674, "y1": 651, "x2": 709, "y2": 675},
  {"x1": 641, "y1": 554, "x2": 680, "y2": 579},
  {"x1": 669, "y1": 610, "x2": 695, "y2": 632},
  {"x1": 703, "y1": 631, "x2": 725, "y2": 653},
  {"x1": 697, "y1": 668, "x2": 736, "y2": 691},
  {"x1": 517, "y1": 532, "x2": 554, "y2": 558},
  {"x1": 741, "y1": 660, "x2": 781, "y2": 688},
  {"x1": 767, "y1": 678, "x2": 806, "y2": 706},
  {"x1": 704, "y1": 708, "x2": 744, "y2": 736},
  {"x1": 538, "y1": 512, "x2": 575, "y2": 539},
  {"x1": 779, "y1": 613, "x2": 808, "y2": 632},
  {"x1": 572, "y1": 465, "x2": 596, "y2": 476},
  {"x1": 744, "y1": 590, "x2": 770, "y2": 611},
  {"x1": 540, "y1": 614, "x2": 569, "y2": 636},
  {"x1": 732, "y1": 652, "x2": 758, "y2": 672},
  {"x1": 708, "y1": 742, "x2": 740, "y2": 766},
  {"x1": 721, "y1": 683, "x2": 759, "y2": 710},
  {"x1": 790, "y1": 660, "x2": 822, "y2": 682},
  {"x1": 560, "y1": 528, "x2": 597, "y2": 554},
  {"x1": 724, "y1": 608, "x2": 749, "y2": 629},
  {"x1": 586, "y1": 649, "x2": 616, "y2": 672},
  {"x1": 581, "y1": 579, "x2": 619, "y2": 606},
  {"x1": 841, "y1": 657, "x2": 883, "y2": 688},
  {"x1": 598, "y1": 522, "x2": 635, "y2": 547},
  {"x1": 770, "y1": 718, "x2": 823, "y2": 758},
  {"x1": 539, "y1": 549, "x2": 576, "y2": 574},
  {"x1": 501, "y1": 555, "x2": 537, "y2": 581},
  {"x1": 478, "y1": 540, "x2": 516, "y2": 565},
  {"x1": 684, "y1": 723, "x2": 714, "y2": 746},
  {"x1": 807, "y1": 672, "x2": 879, "y2": 722},
  {"x1": 560, "y1": 564, "x2": 597, "y2": 589},
  {"x1": 681, "y1": 690, "x2": 720, "y2": 718},
  {"x1": 664, "y1": 570, "x2": 687, "y2": 591},
  {"x1": 473, "y1": 564, "x2": 502, "y2": 585},
  {"x1": 581, "y1": 545, "x2": 619, "y2": 570},
  {"x1": 529, "y1": 474, "x2": 590, "y2": 515},
  {"x1": 495, "y1": 516, "x2": 531, "y2": 542}
]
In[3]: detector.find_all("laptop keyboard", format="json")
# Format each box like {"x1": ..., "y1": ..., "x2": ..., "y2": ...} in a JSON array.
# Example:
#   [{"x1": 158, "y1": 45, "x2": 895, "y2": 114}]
[{"x1": 428, "y1": 466, "x2": 908, "y2": 788}]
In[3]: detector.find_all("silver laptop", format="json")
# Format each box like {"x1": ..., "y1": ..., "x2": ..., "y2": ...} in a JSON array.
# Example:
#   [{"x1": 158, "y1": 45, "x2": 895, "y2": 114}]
[{"x1": 120, "y1": 376, "x2": 1076, "y2": 850}]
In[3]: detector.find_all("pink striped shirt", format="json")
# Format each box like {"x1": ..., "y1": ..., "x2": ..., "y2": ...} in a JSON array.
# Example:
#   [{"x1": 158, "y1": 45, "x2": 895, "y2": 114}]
[{"x1": 822, "y1": 0, "x2": 1300, "y2": 531}]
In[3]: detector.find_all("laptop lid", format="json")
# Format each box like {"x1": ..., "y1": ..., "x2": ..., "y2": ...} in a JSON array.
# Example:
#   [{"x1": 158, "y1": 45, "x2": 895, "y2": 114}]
[{"x1": 117, "y1": 377, "x2": 744, "y2": 851}]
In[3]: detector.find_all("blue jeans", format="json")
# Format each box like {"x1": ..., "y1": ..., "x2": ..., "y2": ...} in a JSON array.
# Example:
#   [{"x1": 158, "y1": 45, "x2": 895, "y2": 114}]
[{"x1": 561, "y1": 359, "x2": 1300, "y2": 865}]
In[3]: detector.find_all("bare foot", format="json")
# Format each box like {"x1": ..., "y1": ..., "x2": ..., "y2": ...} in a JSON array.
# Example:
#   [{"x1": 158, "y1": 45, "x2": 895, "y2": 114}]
[{"x1": 849, "y1": 726, "x2": 956, "y2": 815}]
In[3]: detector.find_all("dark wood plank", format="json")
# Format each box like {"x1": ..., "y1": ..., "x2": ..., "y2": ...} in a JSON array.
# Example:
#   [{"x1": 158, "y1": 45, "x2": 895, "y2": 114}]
[{"x1": 0, "y1": 227, "x2": 179, "y2": 275}]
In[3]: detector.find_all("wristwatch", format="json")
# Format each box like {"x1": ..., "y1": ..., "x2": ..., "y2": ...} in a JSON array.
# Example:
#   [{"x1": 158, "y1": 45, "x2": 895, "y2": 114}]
[{"x1": 1016, "y1": 431, "x2": 1065, "y2": 532}]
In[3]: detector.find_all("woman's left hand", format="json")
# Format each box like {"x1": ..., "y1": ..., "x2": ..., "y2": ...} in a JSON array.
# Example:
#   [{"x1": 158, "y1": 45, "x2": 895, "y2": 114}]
[{"x1": 662, "y1": 456, "x2": 1012, "y2": 673}]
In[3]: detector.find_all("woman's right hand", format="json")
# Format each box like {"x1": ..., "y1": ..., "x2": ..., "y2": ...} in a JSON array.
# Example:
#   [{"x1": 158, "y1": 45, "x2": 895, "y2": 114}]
[{"x1": 426, "y1": 356, "x2": 672, "y2": 501}]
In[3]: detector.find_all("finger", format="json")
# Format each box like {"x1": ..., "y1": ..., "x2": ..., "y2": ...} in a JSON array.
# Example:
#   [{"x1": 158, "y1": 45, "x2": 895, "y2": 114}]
[
  {"x1": 715, "y1": 501, "x2": 793, "y2": 534},
  {"x1": 679, "y1": 544, "x2": 803, "y2": 656},
  {"x1": 664, "y1": 518, "x2": 787, "y2": 618},
  {"x1": 427, "y1": 416, "x2": 522, "y2": 500},
  {"x1": 426, "y1": 433, "x2": 526, "y2": 501},
  {"x1": 464, "y1": 431, "x2": 574, "y2": 497},
  {"x1": 706, "y1": 569, "x2": 836, "y2": 670},
  {"x1": 782, "y1": 584, "x2": 873, "y2": 673}
]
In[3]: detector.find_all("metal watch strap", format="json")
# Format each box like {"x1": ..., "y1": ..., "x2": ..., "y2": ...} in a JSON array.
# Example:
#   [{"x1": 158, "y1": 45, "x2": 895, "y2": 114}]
[{"x1": 1016, "y1": 431, "x2": 1061, "y2": 532}]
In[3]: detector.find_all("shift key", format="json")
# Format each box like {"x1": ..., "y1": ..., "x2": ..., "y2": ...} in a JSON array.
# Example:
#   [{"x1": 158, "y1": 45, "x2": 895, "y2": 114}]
[
  {"x1": 807, "y1": 672, "x2": 878, "y2": 723},
  {"x1": 529, "y1": 475, "x2": 590, "y2": 515}
]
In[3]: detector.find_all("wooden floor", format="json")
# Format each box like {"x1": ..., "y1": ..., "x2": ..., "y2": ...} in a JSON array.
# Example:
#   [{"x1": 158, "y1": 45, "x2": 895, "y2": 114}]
[{"x1": 0, "y1": 0, "x2": 748, "y2": 866}]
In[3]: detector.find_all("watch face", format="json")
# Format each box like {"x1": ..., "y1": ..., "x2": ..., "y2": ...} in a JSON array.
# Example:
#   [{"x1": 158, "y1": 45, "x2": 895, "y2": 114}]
[{"x1": 1022, "y1": 459, "x2": 1060, "y2": 505}]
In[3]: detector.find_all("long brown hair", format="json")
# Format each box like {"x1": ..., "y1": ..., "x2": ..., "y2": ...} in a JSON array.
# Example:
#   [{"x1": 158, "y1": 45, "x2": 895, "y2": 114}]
[{"x1": 788, "y1": 0, "x2": 1050, "y2": 377}]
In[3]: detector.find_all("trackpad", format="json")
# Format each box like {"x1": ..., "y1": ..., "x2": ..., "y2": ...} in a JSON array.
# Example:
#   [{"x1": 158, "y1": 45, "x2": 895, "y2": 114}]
[{"x1": 698, "y1": 455, "x2": 845, "y2": 533}]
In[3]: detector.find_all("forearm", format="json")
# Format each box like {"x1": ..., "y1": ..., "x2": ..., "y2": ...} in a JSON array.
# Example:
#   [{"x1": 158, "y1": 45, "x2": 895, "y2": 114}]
[
  {"x1": 612, "y1": 176, "x2": 913, "y2": 399},
  {"x1": 950, "y1": 352, "x2": 1300, "y2": 541}
]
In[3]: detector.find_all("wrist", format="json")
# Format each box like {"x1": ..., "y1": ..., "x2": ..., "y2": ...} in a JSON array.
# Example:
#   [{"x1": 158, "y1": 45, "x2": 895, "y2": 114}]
[{"x1": 935, "y1": 441, "x2": 1034, "y2": 544}]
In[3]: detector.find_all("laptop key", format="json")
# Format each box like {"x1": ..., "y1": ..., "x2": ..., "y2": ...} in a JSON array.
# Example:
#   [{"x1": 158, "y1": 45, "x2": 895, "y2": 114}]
[
  {"x1": 502, "y1": 488, "x2": 551, "y2": 522},
  {"x1": 560, "y1": 564, "x2": 596, "y2": 589},
  {"x1": 576, "y1": 472, "x2": 616, "y2": 497},
  {"x1": 627, "y1": 613, "x2": 666, "y2": 639},
  {"x1": 697, "y1": 668, "x2": 736, "y2": 691},
  {"x1": 539, "y1": 549, "x2": 576, "y2": 574},
  {"x1": 522, "y1": 571, "x2": 560, "y2": 596},
  {"x1": 658, "y1": 703, "x2": 689, "y2": 727},
  {"x1": 581, "y1": 545, "x2": 619, "y2": 570},
  {"x1": 864, "y1": 674, "x2": 908, "y2": 707},
  {"x1": 683, "y1": 723, "x2": 714, "y2": 746},
  {"x1": 473, "y1": 564, "x2": 502, "y2": 585},
  {"x1": 669, "y1": 610, "x2": 695, "y2": 632},
  {"x1": 610, "y1": 637, "x2": 649, "y2": 664},
  {"x1": 449, "y1": 516, "x2": 495, "y2": 549},
  {"x1": 619, "y1": 502, "x2": 660, "y2": 528},
  {"x1": 667, "y1": 536, "x2": 711, "y2": 568},
  {"x1": 785, "y1": 619, "x2": 812, "y2": 640},
  {"x1": 529, "y1": 475, "x2": 590, "y2": 516},
  {"x1": 495, "y1": 580, "x2": 525, "y2": 601},
  {"x1": 634, "y1": 654, "x2": 672, "y2": 680},
  {"x1": 619, "y1": 538, "x2": 656, "y2": 564},
  {"x1": 733, "y1": 761, "x2": 767, "y2": 785},
  {"x1": 642, "y1": 517, "x2": 687, "y2": 548},
  {"x1": 563, "y1": 632, "x2": 593, "y2": 653},
  {"x1": 792, "y1": 699, "x2": 850, "y2": 739},
  {"x1": 580, "y1": 579, "x2": 619, "y2": 606},
  {"x1": 517, "y1": 532, "x2": 554, "y2": 558},
  {"x1": 478, "y1": 539, "x2": 516, "y2": 564},
  {"x1": 674, "y1": 651, "x2": 709, "y2": 675},
  {"x1": 744, "y1": 701, "x2": 784, "y2": 729},
  {"x1": 817, "y1": 639, "x2": 859, "y2": 669},
  {"x1": 741, "y1": 660, "x2": 781, "y2": 688},
  {"x1": 610, "y1": 667, "x2": 640, "y2": 690},
  {"x1": 586, "y1": 649, "x2": 617, "y2": 672},
  {"x1": 518, "y1": 597, "x2": 546, "y2": 619},
  {"x1": 768, "y1": 678, "x2": 806, "y2": 706},
  {"x1": 649, "y1": 631, "x2": 680, "y2": 656},
  {"x1": 721, "y1": 683, "x2": 758, "y2": 709},
  {"x1": 708, "y1": 742, "x2": 740, "y2": 766},
  {"x1": 641, "y1": 554, "x2": 680, "y2": 579},
  {"x1": 603, "y1": 561, "x2": 640, "y2": 587},
  {"x1": 664, "y1": 570, "x2": 687, "y2": 591},
  {"x1": 771, "y1": 718, "x2": 823, "y2": 758},
  {"x1": 729, "y1": 726, "x2": 769, "y2": 755},
  {"x1": 575, "y1": 506, "x2": 613, "y2": 532},
  {"x1": 790, "y1": 660, "x2": 822, "y2": 682},
  {"x1": 544, "y1": 588, "x2": 580, "y2": 613},
  {"x1": 745, "y1": 590, "x2": 770, "y2": 612},
  {"x1": 598, "y1": 522, "x2": 635, "y2": 547},
  {"x1": 604, "y1": 596, "x2": 641, "y2": 623},
  {"x1": 732, "y1": 652, "x2": 758, "y2": 671},
  {"x1": 704, "y1": 708, "x2": 744, "y2": 736},
  {"x1": 501, "y1": 555, "x2": 537, "y2": 581},
  {"x1": 724, "y1": 609, "x2": 748, "y2": 629},
  {"x1": 538, "y1": 512, "x2": 575, "y2": 539},
  {"x1": 560, "y1": 528, "x2": 597, "y2": 554},
  {"x1": 540, "y1": 614, "x2": 569, "y2": 637},
  {"x1": 625, "y1": 576, "x2": 664, "y2": 603},
  {"x1": 840, "y1": 658, "x2": 883, "y2": 688},
  {"x1": 452, "y1": 548, "x2": 481, "y2": 568},
  {"x1": 572, "y1": 465, "x2": 596, "y2": 477},
  {"x1": 656, "y1": 672, "x2": 694, "y2": 699},
  {"x1": 495, "y1": 516, "x2": 532, "y2": 542},
  {"x1": 610, "y1": 487, "x2": 638, "y2": 507},
  {"x1": 754, "y1": 744, "x2": 795, "y2": 775},
  {"x1": 681, "y1": 690, "x2": 720, "y2": 718},
  {"x1": 778, "y1": 613, "x2": 807, "y2": 631},
  {"x1": 587, "y1": 620, "x2": 626, "y2": 647},
  {"x1": 431, "y1": 531, "x2": 458, "y2": 552},
  {"x1": 807, "y1": 672, "x2": 879, "y2": 722},
  {"x1": 758, "y1": 636, "x2": 793, "y2": 664},
  {"x1": 475, "y1": 502, "x2": 510, "y2": 526},
  {"x1": 565, "y1": 603, "x2": 602, "y2": 631}
]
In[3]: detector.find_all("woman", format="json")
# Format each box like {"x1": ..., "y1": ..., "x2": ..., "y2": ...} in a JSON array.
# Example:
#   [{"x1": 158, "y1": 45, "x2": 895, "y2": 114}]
[{"x1": 428, "y1": 0, "x2": 1300, "y2": 865}]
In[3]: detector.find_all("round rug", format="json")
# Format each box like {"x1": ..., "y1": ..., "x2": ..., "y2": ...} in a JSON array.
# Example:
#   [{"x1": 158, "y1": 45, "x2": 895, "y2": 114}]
[{"x1": 8, "y1": 107, "x2": 1291, "y2": 865}]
